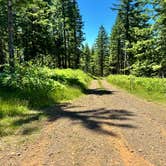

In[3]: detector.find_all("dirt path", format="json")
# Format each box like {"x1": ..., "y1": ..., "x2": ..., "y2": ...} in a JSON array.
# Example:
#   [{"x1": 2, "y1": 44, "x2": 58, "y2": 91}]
[{"x1": 1, "y1": 80, "x2": 166, "y2": 166}]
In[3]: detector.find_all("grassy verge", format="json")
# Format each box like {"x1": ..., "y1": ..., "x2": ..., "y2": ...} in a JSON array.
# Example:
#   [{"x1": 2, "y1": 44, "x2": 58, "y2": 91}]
[
  {"x1": 0, "y1": 66, "x2": 91, "y2": 137},
  {"x1": 97, "y1": 79, "x2": 104, "y2": 90},
  {"x1": 107, "y1": 75, "x2": 166, "y2": 104}
]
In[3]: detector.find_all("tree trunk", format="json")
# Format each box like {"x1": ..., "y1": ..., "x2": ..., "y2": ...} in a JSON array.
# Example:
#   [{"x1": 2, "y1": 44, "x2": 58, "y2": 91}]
[
  {"x1": 0, "y1": 39, "x2": 5, "y2": 72},
  {"x1": 117, "y1": 38, "x2": 121, "y2": 74},
  {"x1": 62, "y1": 3, "x2": 67, "y2": 68},
  {"x1": 8, "y1": 0, "x2": 14, "y2": 72},
  {"x1": 100, "y1": 51, "x2": 104, "y2": 77}
]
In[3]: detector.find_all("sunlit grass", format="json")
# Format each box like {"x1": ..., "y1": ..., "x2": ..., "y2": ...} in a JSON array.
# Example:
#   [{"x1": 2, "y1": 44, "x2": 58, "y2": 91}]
[
  {"x1": 107, "y1": 75, "x2": 166, "y2": 104},
  {"x1": 0, "y1": 87, "x2": 82, "y2": 137}
]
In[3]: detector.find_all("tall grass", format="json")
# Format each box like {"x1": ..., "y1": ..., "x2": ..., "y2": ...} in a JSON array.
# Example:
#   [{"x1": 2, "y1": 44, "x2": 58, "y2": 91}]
[
  {"x1": 0, "y1": 65, "x2": 91, "y2": 136},
  {"x1": 107, "y1": 75, "x2": 166, "y2": 103},
  {"x1": 51, "y1": 69, "x2": 91, "y2": 90}
]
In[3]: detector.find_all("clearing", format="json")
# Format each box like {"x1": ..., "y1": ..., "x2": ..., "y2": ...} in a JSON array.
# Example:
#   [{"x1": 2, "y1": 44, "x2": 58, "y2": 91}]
[{"x1": 0, "y1": 80, "x2": 166, "y2": 166}]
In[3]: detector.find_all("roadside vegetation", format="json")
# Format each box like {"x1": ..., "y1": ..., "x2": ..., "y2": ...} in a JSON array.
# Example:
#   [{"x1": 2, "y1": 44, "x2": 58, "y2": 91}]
[
  {"x1": 0, "y1": 65, "x2": 91, "y2": 137},
  {"x1": 107, "y1": 75, "x2": 166, "y2": 104}
]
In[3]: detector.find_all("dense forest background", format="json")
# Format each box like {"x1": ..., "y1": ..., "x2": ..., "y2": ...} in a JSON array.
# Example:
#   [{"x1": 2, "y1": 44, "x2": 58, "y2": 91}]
[{"x1": 0, "y1": 0, "x2": 166, "y2": 77}]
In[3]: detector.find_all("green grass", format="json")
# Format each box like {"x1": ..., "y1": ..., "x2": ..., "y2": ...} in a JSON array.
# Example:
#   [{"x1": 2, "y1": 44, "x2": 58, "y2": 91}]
[
  {"x1": 0, "y1": 66, "x2": 91, "y2": 137},
  {"x1": 97, "y1": 79, "x2": 104, "y2": 90},
  {"x1": 0, "y1": 94, "x2": 40, "y2": 136},
  {"x1": 52, "y1": 68, "x2": 92, "y2": 90},
  {"x1": 107, "y1": 75, "x2": 166, "y2": 104}
]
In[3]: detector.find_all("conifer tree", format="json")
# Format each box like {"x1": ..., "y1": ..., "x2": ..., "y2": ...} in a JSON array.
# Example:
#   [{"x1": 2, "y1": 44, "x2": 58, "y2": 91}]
[
  {"x1": 110, "y1": 0, "x2": 152, "y2": 75},
  {"x1": 154, "y1": 0, "x2": 166, "y2": 77},
  {"x1": 81, "y1": 43, "x2": 91, "y2": 72},
  {"x1": 95, "y1": 26, "x2": 109, "y2": 76},
  {"x1": 0, "y1": 0, "x2": 7, "y2": 71},
  {"x1": 110, "y1": 14, "x2": 124, "y2": 74}
]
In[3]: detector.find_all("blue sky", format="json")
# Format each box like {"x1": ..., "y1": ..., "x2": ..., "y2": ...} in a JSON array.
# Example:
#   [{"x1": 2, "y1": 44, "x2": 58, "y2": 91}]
[{"x1": 77, "y1": 0, "x2": 117, "y2": 47}]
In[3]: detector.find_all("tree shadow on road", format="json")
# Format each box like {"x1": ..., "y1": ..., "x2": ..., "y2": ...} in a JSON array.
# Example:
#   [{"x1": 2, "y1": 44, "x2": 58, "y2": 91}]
[
  {"x1": 13, "y1": 88, "x2": 136, "y2": 137},
  {"x1": 85, "y1": 88, "x2": 116, "y2": 96},
  {"x1": 41, "y1": 104, "x2": 137, "y2": 137}
]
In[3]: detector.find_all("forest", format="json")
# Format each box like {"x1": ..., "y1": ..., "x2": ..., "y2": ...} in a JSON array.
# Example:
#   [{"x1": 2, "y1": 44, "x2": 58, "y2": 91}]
[{"x1": 0, "y1": 0, "x2": 165, "y2": 77}]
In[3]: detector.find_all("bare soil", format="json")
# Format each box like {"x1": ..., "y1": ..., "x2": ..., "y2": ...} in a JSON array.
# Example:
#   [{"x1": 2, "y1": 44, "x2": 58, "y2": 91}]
[{"x1": 0, "y1": 80, "x2": 166, "y2": 166}]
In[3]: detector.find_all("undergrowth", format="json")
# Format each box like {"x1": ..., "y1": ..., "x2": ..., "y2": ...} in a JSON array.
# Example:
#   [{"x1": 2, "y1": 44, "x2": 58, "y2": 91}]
[{"x1": 0, "y1": 65, "x2": 91, "y2": 137}]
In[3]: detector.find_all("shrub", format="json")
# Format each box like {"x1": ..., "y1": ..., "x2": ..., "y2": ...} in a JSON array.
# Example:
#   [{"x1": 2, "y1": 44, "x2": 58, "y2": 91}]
[{"x1": 0, "y1": 65, "x2": 92, "y2": 108}]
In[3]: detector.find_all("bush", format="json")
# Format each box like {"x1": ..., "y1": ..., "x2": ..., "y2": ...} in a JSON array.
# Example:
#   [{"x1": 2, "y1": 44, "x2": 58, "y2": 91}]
[
  {"x1": 0, "y1": 66, "x2": 65, "y2": 107},
  {"x1": 0, "y1": 66, "x2": 90, "y2": 107},
  {"x1": 49, "y1": 68, "x2": 91, "y2": 90},
  {"x1": 0, "y1": 65, "x2": 91, "y2": 108}
]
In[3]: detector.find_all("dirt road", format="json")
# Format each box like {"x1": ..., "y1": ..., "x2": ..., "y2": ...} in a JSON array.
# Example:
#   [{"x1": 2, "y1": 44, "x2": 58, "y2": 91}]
[{"x1": 1, "y1": 80, "x2": 166, "y2": 166}]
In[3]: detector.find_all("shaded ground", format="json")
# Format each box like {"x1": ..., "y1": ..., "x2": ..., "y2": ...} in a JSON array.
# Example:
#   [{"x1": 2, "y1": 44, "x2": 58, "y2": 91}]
[{"x1": 0, "y1": 80, "x2": 166, "y2": 166}]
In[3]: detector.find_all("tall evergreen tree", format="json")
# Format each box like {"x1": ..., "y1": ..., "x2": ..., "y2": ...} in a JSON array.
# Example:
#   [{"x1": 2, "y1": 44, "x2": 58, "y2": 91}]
[
  {"x1": 0, "y1": 0, "x2": 7, "y2": 71},
  {"x1": 154, "y1": 0, "x2": 166, "y2": 77},
  {"x1": 110, "y1": 0, "x2": 152, "y2": 75},
  {"x1": 17, "y1": 0, "x2": 52, "y2": 63},
  {"x1": 53, "y1": 0, "x2": 84, "y2": 69},
  {"x1": 110, "y1": 14, "x2": 125, "y2": 74},
  {"x1": 8, "y1": 0, "x2": 14, "y2": 71},
  {"x1": 81, "y1": 43, "x2": 91, "y2": 72},
  {"x1": 95, "y1": 26, "x2": 109, "y2": 76}
]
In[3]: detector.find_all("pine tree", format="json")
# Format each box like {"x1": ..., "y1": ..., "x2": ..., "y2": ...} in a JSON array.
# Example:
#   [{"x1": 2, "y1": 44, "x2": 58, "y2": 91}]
[
  {"x1": 6, "y1": 0, "x2": 34, "y2": 71},
  {"x1": 154, "y1": 0, "x2": 166, "y2": 77},
  {"x1": 70, "y1": 0, "x2": 84, "y2": 68},
  {"x1": 110, "y1": 14, "x2": 125, "y2": 74},
  {"x1": 95, "y1": 26, "x2": 109, "y2": 76},
  {"x1": 8, "y1": 0, "x2": 14, "y2": 71},
  {"x1": 17, "y1": 0, "x2": 52, "y2": 63},
  {"x1": 52, "y1": 0, "x2": 84, "y2": 68},
  {"x1": 81, "y1": 43, "x2": 91, "y2": 72},
  {"x1": 0, "y1": 0, "x2": 7, "y2": 71},
  {"x1": 128, "y1": 0, "x2": 154, "y2": 76},
  {"x1": 110, "y1": 0, "x2": 152, "y2": 75},
  {"x1": 89, "y1": 45, "x2": 98, "y2": 75}
]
